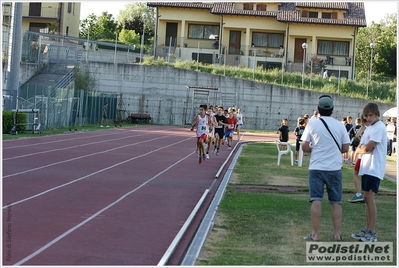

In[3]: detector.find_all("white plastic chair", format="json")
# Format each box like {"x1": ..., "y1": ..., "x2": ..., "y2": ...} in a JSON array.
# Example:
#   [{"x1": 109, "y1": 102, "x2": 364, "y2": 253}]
[{"x1": 276, "y1": 140, "x2": 293, "y2": 166}]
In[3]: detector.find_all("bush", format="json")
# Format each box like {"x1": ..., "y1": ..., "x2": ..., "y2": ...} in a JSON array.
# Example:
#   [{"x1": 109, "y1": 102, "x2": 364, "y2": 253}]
[
  {"x1": 2, "y1": 111, "x2": 26, "y2": 134},
  {"x1": 169, "y1": 60, "x2": 396, "y2": 104}
]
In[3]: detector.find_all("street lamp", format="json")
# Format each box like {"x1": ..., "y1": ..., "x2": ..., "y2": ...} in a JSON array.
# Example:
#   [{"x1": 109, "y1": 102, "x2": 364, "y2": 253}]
[
  {"x1": 366, "y1": 42, "x2": 375, "y2": 99},
  {"x1": 140, "y1": 13, "x2": 148, "y2": 63},
  {"x1": 301, "y1": 42, "x2": 308, "y2": 88}
]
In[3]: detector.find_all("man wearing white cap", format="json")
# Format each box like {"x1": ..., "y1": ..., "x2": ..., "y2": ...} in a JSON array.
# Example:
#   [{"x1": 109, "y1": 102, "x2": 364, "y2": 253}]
[{"x1": 301, "y1": 95, "x2": 350, "y2": 241}]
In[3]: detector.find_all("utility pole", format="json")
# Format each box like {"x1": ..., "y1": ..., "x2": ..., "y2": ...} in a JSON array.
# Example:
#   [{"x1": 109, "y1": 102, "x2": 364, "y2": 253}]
[{"x1": 6, "y1": 2, "x2": 23, "y2": 109}]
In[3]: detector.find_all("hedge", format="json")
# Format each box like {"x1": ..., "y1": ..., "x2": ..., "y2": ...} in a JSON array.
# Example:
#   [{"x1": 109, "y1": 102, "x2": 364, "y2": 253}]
[{"x1": 2, "y1": 111, "x2": 26, "y2": 134}]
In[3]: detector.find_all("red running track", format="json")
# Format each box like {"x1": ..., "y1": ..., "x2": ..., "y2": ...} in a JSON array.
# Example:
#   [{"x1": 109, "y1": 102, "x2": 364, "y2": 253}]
[{"x1": 2, "y1": 125, "x2": 279, "y2": 266}]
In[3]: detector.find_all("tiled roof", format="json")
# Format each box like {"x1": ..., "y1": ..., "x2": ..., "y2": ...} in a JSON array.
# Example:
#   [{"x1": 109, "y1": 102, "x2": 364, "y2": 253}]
[
  {"x1": 278, "y1": 2, "x2": 366, "y2": 26},
  {"x1": 210, "y1": 2, "x2": 278, "y2": 17},
  {"x1": 147, "y1": 2, "x2": 366, "y2": 27},
  {"x1": 295, "y1": 2, "x2": 350, "y2": 10},
  {"x1": 146, "y1": 2, "x2": 213, "y2": 10}
]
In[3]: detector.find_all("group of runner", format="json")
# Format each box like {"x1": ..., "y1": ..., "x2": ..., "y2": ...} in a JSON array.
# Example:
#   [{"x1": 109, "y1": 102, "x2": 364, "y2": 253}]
[{"x1": 190, "y1": 104, "x2": 245, "y2": 164}]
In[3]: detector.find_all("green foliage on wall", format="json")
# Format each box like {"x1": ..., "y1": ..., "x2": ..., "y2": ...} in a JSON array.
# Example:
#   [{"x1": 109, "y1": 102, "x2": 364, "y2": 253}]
[{"x1": 141, "y1": 57, "x2": 395, "y2": 104}]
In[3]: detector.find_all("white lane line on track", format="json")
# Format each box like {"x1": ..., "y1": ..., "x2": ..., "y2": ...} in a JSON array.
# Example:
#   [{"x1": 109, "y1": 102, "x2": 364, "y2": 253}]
[
  {"x1": 3, "y1": 126, "x2": 166, "y2": 150},
  {"x1": 3, "y1": 135, "x2": 170, "y2": 179},
  {"x1": 3, "y1": 132, "x2": 149, "y2": 161},
  {"x1": 2, "y1": 126, "x2": 164, "y2": 150},
  {"x1": 3, "y1": 137, "x2": 193, "y2": 209},
  {"x1": 3, "y1": 132, "x2": 117, "y2": 149},
  {"x1": 12, "y1": 150, "x2": 195, "y2": 266}
]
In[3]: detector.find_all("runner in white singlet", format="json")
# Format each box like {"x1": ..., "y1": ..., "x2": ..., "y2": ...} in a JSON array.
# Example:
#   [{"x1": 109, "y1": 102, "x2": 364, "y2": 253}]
[{"x1": 191, "y1": 104, "x2": 211, "y2": 164}]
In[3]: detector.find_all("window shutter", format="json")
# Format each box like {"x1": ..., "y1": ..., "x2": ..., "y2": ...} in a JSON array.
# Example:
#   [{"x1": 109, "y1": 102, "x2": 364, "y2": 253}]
[
  {"x1": 332, "y1": 12, "x2": 337, "y2": 19},
  {"x1": 244, "y1": 3, "x2": 253, "y2": 10},
  {"x1": 256, "y1": 4, "x2": 266, "y2": 11},
  {"x1": 302, "y1": 10, "x2": 308, "y2": 17}
]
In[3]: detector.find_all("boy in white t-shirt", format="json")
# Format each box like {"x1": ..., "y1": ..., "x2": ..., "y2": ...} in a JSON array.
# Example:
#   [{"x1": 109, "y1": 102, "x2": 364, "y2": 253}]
[{"x1": 351, "y1": 103, "x2": 387, "y2": 242}]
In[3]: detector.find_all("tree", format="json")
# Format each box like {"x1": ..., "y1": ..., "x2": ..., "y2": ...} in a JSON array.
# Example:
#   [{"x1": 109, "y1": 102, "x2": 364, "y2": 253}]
[
  {"x1": 80, "y1": 13, "x2": 100, "y2": 39},
  {"x1": 356, "y1": 13, "x2": 397, "y2": 79},
  {"x1": 74, "y1": 63, "x2": 97, "y2": 91},
  {"x1": 80, "y1": 12, "x2": 118, "y2": 41},
  {"x1": 118, "y1": 29, "x2": 140, "y2": 51},
  {"x1": 97, "y1": 12, "x2": 118, "y2": 40},
  {"x1": 117, "y1": 3, "x2": 155, "y2": 39}
]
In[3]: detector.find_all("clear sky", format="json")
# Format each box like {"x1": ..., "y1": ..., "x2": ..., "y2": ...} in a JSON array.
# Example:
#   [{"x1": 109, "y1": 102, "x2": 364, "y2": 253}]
[{"x1": 79, "y1": 1, "x2": 398, "y2": 25}]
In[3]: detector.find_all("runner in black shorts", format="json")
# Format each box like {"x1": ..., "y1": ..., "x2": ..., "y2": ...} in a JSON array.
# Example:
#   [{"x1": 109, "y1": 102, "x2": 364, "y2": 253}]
[{"x1": 213, "y1": 106, "x2": 228, "y2": 155}]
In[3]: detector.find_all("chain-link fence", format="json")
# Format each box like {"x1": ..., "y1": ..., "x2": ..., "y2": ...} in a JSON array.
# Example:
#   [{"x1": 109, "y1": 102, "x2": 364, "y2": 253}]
[{"x1": 15, "y1": 84, "x2": 118, "y2": 129}]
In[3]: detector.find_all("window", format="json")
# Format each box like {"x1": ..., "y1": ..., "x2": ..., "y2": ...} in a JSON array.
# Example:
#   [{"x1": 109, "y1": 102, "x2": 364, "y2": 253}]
[
  {"x1": 188, "y1": 24, "x2": 219, "y2": 40},
  {"x1": 256, "y1": 4, "x2": 266, "y2": 11},
  {"x1": 29, "y1": 22, "x2": 47, "y2": 33},
  {"x1": 302, "y1": 10, "x2": 318, "y2": 18},
  {"x1": 252, "y1": 32, "x2": 284, "y2": 48},
  {"x1": 67, "y1": 2, "x2": 72, "y2": 13},
  {"x1": 29, "y1": 3, "x2": 41, "y2": 17},
  {"x1": 317, "y1": 40, "x2": 349, "y2": 56},
  {"x1": 243, "y1": 3, "x2": 253, "y2": 10},
  {"x1": 322, "y1": 12, "x2": 331, "y2": 19}
]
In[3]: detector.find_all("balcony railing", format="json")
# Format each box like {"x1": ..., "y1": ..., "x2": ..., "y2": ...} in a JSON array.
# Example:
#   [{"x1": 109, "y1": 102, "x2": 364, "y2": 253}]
[{"x1": 23, "y1": 7, "x2": 60, "y2": 19}]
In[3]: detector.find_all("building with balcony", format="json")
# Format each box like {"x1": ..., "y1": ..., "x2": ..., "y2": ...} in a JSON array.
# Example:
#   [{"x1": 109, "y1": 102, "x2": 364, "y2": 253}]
[
  {"x1": 2, "y1": 2, "x2": 81, "y2": 37},
  {"x1": 147, "y1": 2, "x2": 367, "y2": 80}
]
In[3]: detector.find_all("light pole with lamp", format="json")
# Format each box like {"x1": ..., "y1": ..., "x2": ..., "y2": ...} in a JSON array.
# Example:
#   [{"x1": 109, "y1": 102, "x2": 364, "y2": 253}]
[
  {"x1": 301, "y1": 42, "x2": 308, "y2": 88},
  {"x1": 140, "y1": 12, "x2": 148, "y2": 63},
  {"x1": 366, "y1": 42, "x2": 375, "y2": 99}
]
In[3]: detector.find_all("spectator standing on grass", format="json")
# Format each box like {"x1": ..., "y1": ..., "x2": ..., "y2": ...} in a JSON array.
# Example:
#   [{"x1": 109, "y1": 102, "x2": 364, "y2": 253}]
[
  {"x1": 301, "y1": 95, "x2": 350, "y2": 241},
  {"x1": 344, "y1": 116, "x2": 353, "y2": 162},
  {"x1": 386, "y1": 118, "x2": 395, "y2": 156},
  {"x1": 309, "y1": 110, "x2": 319, "y2": 121},
  {"x1": 236, "y1": 108, "x2": 245, "y2": 141},
  {"x1": 100, "y1": 102, "x2": 109, "y2": 127},
  {"x1": 340, "y1": 117, "x2": 348, "y2": 161},
  {"x1": 278, "y1": 118, "x2": 289, "y2": 150},
  {"x1": 303, "y1": 114, "x2": 310, "y2": 127},
  {"x1": 348, "y1": 117, "x2": 368, "y2": 203},
  {"x1": 351, "y1": 103, "x2": 387, "y2": 242},
  {"x1": 294, "y1": 118, "x2": 306, "y2": 164},
  {"x1": 348, "y1": 117, "x2": 363, "y2": 165}
]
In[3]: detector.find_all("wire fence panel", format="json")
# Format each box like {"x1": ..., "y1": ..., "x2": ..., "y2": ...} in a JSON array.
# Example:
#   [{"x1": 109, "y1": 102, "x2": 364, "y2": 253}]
[{"x1": 16, "y1": 85, "x2": 118, "y2": 129}]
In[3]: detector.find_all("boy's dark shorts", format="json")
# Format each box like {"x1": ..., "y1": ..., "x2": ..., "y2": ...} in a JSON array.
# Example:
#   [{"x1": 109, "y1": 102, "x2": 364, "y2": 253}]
[
  {"x1": 296, "y1": 139, "x2": 302, "y2": 151},
  {"x1": 361, "y1": 174, "x2": 381, "y2": 193},
  {"x1": 215, "y1": 128, "x2": 224, "y2": 139}
]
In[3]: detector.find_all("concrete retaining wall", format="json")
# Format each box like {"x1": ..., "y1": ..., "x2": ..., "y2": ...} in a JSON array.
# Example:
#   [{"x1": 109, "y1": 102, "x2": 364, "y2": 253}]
[
  {"x1": 88, "y1": 62, "x2": 393, "y2": 130},
  {"x1": 14, "y1": 61, "x2": 392, "y2": 130}
]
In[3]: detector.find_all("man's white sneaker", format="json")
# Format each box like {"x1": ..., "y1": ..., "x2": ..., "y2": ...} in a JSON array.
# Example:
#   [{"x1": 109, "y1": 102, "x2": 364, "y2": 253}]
[
  {"x1": 351, "y1": 228, "x2": 368, "y2": 240},
  {"x1": 100, "y1": 125, "x2": 104, "y2": 127},
  {"x1": 206, "y1": 153, "x2": 210, "y2": 159},
  {"x1": 360, "y1": 231, "x2": 377, "y2": 242}
]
